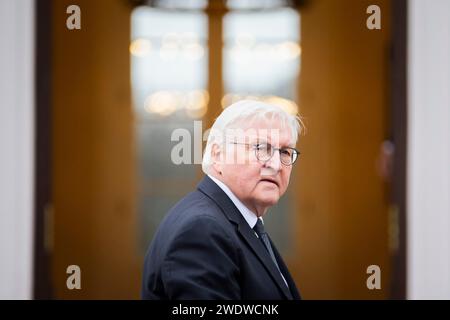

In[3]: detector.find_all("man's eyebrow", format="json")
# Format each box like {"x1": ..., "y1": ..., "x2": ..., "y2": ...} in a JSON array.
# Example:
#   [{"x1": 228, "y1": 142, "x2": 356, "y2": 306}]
[
  {"x1": 247, "y1": 137, "x2": 267, "y2": 144},
  {"x1": 256, "y1": 139, "x2": 294, "y2": 147}
]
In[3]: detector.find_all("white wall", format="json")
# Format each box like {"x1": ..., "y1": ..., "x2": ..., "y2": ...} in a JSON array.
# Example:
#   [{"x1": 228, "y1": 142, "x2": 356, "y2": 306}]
[
  {"x1": 0, "y1": 0, "x2": 35, "y2": 299},
  {"x1": 407, "y1": 0, "x2": 450, "y2": 299}
]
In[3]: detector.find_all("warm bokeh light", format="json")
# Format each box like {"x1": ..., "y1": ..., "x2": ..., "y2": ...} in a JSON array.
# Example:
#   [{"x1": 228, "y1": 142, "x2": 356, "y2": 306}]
[
  {"x1": 130, "y1": 38, "x2": 152, "y2": 57},
  {"x1": 158, "y1": 32, "x2": 205, "y2": 61},
  {"x1": 276, "y1": 41, "x2": 301, "y2": 60},
  {"x1": 144, "y1": 91, "x2": 177, "y2": 116},
  {"x1": 143, "y1": 90, "x2": 209, "y2": 118},
  {"x1": 228, "y1": 39, "x2": 301, "y2": 62},
  {"x1": 221, "y1": 93, "x2": 242, "y2": 108},
  {"x1": 185, "y1": 90, "x2": 209, "y2": 118}
]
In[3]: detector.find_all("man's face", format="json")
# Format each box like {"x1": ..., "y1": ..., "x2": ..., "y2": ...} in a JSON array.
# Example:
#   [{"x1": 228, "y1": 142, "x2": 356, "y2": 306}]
[{"x1": 213, "y1": 118, "x2": 295, "y2": 216}]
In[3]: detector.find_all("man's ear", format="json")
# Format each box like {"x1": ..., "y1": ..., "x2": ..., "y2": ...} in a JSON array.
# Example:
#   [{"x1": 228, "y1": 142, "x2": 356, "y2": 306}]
[{"x1": 211, "y1": 143, "x2": 222, "y2": 174}]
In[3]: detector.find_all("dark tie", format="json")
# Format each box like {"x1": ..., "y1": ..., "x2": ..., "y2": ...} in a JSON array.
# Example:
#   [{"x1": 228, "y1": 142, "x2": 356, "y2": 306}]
[{"x1": 253, "y1": 219, "x2": 288, "y2": 287}]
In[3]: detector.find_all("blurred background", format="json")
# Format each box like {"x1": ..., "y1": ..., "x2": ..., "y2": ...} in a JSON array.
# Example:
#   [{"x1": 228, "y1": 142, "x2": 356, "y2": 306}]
[{"x1": 1, "y1": 0, "x2": 449, "y2": 299}]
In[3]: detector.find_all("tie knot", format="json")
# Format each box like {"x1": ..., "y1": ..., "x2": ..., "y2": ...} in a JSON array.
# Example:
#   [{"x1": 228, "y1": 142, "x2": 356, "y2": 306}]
[{"x1": 253, "y1": 219, "x2": 266, "y2": 236}]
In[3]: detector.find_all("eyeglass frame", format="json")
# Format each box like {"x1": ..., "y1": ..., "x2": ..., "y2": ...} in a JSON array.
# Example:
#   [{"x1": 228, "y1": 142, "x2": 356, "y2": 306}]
[{"x1": 226, "y1": 141, "x2": 300, "y2": 166}]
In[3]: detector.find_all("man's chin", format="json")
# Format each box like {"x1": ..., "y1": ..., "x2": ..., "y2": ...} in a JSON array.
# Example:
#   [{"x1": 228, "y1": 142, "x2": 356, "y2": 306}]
[{"x1": 257, "y1": 193, "x2": 280, "y2": 207}]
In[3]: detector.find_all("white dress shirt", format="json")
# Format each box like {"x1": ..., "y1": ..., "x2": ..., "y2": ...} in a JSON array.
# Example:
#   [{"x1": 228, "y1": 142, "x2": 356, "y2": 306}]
[
  {"x1": 208, "y1": 174, "x2": 260, "y2": 229},
  {"x1": 207, "y1": 174, "x2": 289, "y2": 288}
]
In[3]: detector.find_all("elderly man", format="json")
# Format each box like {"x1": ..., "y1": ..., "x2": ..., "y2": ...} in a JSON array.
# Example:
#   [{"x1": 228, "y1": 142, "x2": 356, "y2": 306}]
[{"x1": 142, "y1": 100, "x2": 303, "y2": 300}]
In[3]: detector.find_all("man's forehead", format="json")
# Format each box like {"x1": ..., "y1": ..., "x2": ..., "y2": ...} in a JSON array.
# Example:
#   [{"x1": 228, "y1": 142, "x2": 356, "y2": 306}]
[{"x1": 226, "y1": 127, "x2": 293, "y2": 145}]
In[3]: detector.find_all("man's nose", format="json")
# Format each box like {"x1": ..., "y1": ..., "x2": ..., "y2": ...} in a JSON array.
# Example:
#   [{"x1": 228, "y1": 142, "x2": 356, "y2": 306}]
[{"x1": 264, "y1": 150, "x2": 281, "y2": 172}]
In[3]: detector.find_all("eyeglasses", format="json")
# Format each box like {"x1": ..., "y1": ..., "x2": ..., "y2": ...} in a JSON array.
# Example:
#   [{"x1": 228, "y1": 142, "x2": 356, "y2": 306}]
[{"x1": 228, "y1": 142, "x2": 300, "y2": 166}]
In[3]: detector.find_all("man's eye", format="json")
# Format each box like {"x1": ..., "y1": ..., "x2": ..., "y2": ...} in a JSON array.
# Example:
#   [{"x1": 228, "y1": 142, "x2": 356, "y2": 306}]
[
  {"x1": 281, "y1": 149, "x2": 292, "y2": 156},
  {"x1": 255, "y1": 144, "x2": 269, "y2": 151}
]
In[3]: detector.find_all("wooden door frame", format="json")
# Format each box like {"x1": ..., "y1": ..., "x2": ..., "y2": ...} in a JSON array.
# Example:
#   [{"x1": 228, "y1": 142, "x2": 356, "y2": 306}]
[
  {"x1": 389, "y1": 0, "x2": 407, "y2": 300},
  {"x1": 33, "y1": 0, "x2": 53, "y2": 299}
]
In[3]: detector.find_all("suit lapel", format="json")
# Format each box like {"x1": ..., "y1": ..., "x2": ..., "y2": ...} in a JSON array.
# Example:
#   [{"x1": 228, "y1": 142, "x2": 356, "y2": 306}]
[
  {"x1": 197, "y1": 176, "x2": 294, "y2": 300},
  {"x1": 270, "y1": 238, "x2": 302, "y2": 300},
  {"x1": 237, "y1": 222, "x2": 294, "y2": 300}
]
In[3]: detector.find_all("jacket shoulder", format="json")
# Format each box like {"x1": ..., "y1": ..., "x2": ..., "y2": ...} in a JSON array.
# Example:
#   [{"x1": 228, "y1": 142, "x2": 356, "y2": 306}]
[{"x1": 167, "y1": 189, "x2": 226, "y2": 223}]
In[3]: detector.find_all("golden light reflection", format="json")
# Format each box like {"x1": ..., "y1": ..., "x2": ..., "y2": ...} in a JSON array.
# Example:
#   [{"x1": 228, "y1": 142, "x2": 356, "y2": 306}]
[
  {"x1": 130, "y1": 38, "x2": 152, "y2": 57},
  {"x1": 185, "y1": 90, "x2": 209, "y2": 118},
  {"x1": 144, "y1": 91, "x2": 177, "y2": 116},
  {"x1": 221, "y1": 93, "x2": 244, "y2": 108},
  {"x1": 276, "y1": 41, "x2": 301, "y2": 60},
  {"x1": 143, "y1": 90, "x2": 209, "y2": 118},
  {"x1": 229, "y1": 40, "x2": 301, "y2": 62},
  {"x1": 158, "y1": 32, "x2": 205, "y2": 61}
]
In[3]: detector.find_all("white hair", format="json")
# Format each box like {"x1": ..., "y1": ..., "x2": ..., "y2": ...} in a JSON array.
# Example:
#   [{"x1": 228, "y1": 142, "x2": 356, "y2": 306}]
[{"x1": 201, "y1": 99, "x2": 304, "y2": 174}]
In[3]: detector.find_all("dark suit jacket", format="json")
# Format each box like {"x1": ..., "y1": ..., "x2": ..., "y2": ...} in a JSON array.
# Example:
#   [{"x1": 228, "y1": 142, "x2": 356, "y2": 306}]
[{"x1": 141, "y1": 175, "x2": 301, "y2": 300}]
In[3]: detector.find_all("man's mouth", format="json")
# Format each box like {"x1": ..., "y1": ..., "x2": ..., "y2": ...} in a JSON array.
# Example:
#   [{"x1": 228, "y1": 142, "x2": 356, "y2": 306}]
[{"x1": 259, "y1": 178, "x2": 279, "y2": 187}]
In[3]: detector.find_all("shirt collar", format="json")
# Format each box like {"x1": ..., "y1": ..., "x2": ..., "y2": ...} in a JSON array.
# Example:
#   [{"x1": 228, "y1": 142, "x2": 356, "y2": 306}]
[{"x1": 207, "y1": 174, "x2": 260, "y2": 229}]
